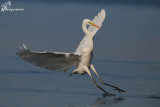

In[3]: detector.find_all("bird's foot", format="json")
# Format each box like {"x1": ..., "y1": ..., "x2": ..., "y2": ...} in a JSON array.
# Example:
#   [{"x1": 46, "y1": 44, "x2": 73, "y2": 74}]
[
  {"x1": 102, "y1": 82, "x2": 125, "y2": 93},
  {"x1": 113, "y1": 87, "x2": 125, "y2": 93}
]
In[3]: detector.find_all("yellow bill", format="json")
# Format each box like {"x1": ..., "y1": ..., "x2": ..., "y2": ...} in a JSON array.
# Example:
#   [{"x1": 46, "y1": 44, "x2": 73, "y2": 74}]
[{"x1": 90, "y1": 22, "x2": 101, "y2": 29}]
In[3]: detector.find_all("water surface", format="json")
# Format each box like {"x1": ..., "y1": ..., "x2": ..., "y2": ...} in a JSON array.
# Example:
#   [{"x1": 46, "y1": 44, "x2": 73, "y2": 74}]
[{"x1": 0, "y1": 1, "x2": 160, "y2": 107}]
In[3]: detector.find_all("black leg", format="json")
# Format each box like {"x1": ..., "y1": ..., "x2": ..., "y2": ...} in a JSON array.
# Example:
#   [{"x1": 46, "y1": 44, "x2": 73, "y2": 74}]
[
  {"x1": 90, "y1": 64, "x2": 125, "y2": 93},
  {"x1": 90, "y1": 76, "x2": 109, "y2": 95},
  {"x1": 84, "y1": 66, "x2": 113, "y2": 95}
]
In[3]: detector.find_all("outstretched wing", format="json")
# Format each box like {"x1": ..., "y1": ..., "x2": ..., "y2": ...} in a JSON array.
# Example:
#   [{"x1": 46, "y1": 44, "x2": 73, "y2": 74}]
[
  {"x1": 88, "y1": 9, "x2": 106, "y2": 39},
  {"x1": 75, "y1": 9, "x2": 106, "y2": 54},
  {"x1": 17, "y1": 44, "x2": 81, "y2": 71}
]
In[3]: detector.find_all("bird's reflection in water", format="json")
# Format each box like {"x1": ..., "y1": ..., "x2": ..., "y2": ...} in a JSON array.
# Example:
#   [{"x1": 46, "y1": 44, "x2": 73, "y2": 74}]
[
  {"x1": 91, "y1": 94, "x2": 125, "y2": 107},
  {"x1": 68, "y1": 94, "x2": 124, "y2": 107}
]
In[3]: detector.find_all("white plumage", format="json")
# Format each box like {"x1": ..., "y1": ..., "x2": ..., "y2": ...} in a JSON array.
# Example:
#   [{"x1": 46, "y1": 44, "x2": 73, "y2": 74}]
[{"x1": 17, "y1": 9, "x2": 124, "y2": 94}]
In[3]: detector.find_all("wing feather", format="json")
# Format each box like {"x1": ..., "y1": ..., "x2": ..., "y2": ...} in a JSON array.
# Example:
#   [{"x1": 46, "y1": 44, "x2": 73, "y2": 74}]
[
  {"x1": 88, "y1": 9, "x2": 106, "y2": 38},
  {"x1": 17, "y1": 45, "x2": 81, "y2": 71}
]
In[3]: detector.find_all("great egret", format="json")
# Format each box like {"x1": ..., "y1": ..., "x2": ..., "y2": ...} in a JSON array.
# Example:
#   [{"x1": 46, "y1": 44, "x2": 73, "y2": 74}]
[{"x1": 17, "y1": 9, "x2": 124, "y2": 94}]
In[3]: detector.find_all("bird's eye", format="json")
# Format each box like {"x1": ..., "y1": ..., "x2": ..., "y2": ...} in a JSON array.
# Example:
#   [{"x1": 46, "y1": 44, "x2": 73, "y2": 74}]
[{"x1": 88, "y1": 22, "x2": 91, "y2": 24}]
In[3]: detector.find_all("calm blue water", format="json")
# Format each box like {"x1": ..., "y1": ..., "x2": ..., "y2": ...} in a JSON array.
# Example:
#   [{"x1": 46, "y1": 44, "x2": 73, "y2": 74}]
[{"x1": 0, "y1": 1, "x2": 160, "y2": 107}]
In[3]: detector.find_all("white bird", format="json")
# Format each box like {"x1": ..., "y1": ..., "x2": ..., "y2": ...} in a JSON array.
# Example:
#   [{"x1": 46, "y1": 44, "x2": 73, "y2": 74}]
[{"x1": 17, "y1": 9, "x2": 124, "y2": 94}]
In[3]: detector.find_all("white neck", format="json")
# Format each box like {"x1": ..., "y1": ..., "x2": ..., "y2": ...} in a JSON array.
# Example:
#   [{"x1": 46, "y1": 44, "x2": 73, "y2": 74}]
[
  {"x1": 82, "y1": 22, "x2": 93, "y2": 51},
  {"x1": 82, "y1": 23, "x2": 92, "y2": 39}
]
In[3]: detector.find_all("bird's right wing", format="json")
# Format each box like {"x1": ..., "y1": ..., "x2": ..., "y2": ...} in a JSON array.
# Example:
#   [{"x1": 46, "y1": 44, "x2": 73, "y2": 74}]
[{"x1": 17, "y1": 44, "x2": 81, "y2": 71}]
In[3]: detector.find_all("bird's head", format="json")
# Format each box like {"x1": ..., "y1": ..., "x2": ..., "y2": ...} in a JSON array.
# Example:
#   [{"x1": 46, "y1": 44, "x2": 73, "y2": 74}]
[{"x1": 83, "y1": 19, "x2": 101, "y2": 29}]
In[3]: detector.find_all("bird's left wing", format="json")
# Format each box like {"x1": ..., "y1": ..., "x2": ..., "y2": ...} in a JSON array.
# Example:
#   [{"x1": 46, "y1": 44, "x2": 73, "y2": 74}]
[{"x1": 17, "y1": 44, "x2": 81, "y2": 71}]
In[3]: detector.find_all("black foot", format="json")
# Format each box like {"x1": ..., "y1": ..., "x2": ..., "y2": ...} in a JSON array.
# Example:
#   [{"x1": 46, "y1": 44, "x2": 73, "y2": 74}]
[
  {"x1": 102, "y1": 82, "x2": 125, "y2": 93},
  {"x1": 113, "y1": 87, "x2": 125, "y2": 93}
]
